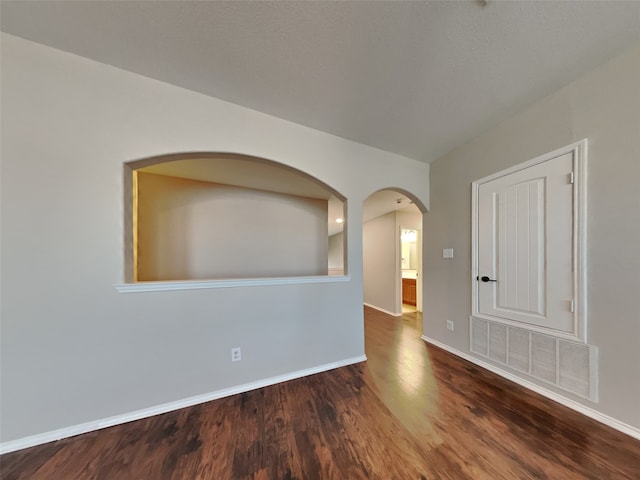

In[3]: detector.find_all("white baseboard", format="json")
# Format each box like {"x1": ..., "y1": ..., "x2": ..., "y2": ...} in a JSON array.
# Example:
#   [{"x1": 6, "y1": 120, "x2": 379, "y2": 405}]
[
  {"x1": 421, "y1": 335, "x2": 640, "y2": 441},
  {"x1": 0, "y1": 355, "x2": 367, "y2": 455},
  {"x1": 363, "y1": 302, "x2": 401, "y2": 317}
]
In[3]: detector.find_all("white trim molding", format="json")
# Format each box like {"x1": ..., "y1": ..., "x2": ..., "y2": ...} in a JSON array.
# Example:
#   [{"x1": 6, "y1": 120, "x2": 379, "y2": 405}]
[
  {"x1": 363, "y1": 302, "x2": 402, "y2": 317},
  {"x1": 114, "y1": 274, "x2": 351, "y2": 293},
  {"x1": 421, "y1": 335, "x2": 640, "y2": 441},
  {"x1": 0, "y1": 355, "x2": 366, "y2": 455}
]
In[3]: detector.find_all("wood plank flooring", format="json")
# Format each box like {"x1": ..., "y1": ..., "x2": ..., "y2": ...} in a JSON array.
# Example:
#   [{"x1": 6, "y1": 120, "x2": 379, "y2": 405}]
[{"x1": 2, "y1": 306, "x2": 639, "y2": 479}]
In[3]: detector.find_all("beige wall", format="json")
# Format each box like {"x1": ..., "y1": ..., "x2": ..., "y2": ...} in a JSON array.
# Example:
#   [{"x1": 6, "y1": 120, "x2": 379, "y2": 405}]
[
  {"x1": 396, "y1": 210, "x2": 422, "y2": 231},
  {"x1": 362, "y1": 209, "x2": 423, "y2": 314},
  {"x1": 363, "y1": 212, "x2": 398, "y2": 314},
  {"x1": 136, "y1": 172, "x2": 328, "y2": 280},
  {"x1": 328, "y1": 232, "x2": 344, "y2": 273},
  {"x1": 423, "y1": 43, "x2": 640, "y2": 429},
  {"x1": 0, "y1": 33, "x2": 429, "y2": 445}
]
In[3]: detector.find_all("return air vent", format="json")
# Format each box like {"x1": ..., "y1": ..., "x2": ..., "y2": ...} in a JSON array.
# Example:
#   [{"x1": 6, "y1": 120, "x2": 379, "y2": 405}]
[
  {"x1": 471, "y1": 317, "x2": 488, "y2": 356},
  {"x1": 558, "y1": 341, "x2": 591, "y2": 398},
  {"x1": 488, "y1": 322, "x2": 507, "y2": 364},
  {"x1": 507, "y1": 327, "x2": 529, "y2": 373},
  {"x1": 532, "y1": 334, "x2": 557, "y2": 384},
  {"x1": 470, "y1": 317, "x2": 598, "y2": 401}
]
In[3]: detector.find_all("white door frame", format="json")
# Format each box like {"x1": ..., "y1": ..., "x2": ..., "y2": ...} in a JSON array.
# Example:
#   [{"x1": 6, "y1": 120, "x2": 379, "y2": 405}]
[{"x1": 471, "y1": 139, "x2": 588, "y2": 343}]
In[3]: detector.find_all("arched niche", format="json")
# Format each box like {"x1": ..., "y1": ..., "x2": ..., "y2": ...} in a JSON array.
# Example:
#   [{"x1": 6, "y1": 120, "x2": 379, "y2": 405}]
[{"x1": 123, "y1": 153, "x2": 347, "y2": 283}]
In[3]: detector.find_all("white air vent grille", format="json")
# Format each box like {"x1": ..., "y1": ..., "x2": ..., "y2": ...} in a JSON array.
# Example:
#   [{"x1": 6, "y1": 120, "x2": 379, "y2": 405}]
[
  {"x1": 532, "y1": 334, "x2": 557, "y2": 383},
  {"x1": 488, "y1": 323, "x2": 507, "y2": 363},
  {"x1": 507, "y1": 327, "x2": 530, "y2": 373},
  {"x1": 471, "y1": 317, "x2": 488, "y2": 356},
  {"x1": 470, "y1": 317, "x2": 597, "y2": 401},
  {"x1": 558, "y1": 341, "x2": 592, "y2": 398}
]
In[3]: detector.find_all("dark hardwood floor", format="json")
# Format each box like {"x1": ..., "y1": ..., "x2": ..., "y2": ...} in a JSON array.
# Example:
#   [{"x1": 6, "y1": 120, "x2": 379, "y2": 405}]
[{"x1": 2, "y1": 306, "x2": 639, "y2": 479}]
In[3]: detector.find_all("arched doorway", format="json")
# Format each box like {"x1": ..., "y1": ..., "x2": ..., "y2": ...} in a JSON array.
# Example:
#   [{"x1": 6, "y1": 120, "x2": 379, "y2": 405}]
[{"x1": 361, "y1": 188, "x2": 426, "y2": 318}]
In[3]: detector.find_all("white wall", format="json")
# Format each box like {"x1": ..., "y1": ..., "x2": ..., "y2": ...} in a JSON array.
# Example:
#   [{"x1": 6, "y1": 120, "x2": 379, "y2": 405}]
[
  {"x1": 327, "y1": 232, "x2": 344, "y2": 274},
  {"x1": 363, "y1": 212, "x2": 399, "y2": 314},
  {"x1": 0, "y1": 34, "x2": 429, "y2": 445},
  {"x1": 396, "y1": 210, "x2": 422, "y2": 231},
  {"x1": 137, "y1": 172, "x2": 328, "y2": 280},
  {"x1": 423, "y1": 43, "x2": 640, "y2": 430},
  {"x1": 362, "y1": 209, "x2": 423, "y2": 314}
]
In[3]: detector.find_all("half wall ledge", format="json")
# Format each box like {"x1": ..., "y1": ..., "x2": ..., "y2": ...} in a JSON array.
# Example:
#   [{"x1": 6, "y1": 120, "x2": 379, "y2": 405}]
[{"x1": 114, "y1": 275, "x2": 351, "y2": 293}]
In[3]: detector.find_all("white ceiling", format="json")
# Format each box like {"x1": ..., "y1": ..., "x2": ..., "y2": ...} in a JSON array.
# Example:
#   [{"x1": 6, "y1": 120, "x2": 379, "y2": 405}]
[{"x1": 2, "y1": 1, "x2": 639, "y2": 162}]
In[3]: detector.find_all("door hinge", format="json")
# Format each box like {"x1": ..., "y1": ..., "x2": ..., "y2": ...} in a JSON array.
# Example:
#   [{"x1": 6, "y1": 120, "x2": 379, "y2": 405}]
[
  {"x1": 568, "y1": 172, "x2": 575, "y2": 184},
  {"x1": 569, "y1": 300, "x2": 575, "y2": 313}
]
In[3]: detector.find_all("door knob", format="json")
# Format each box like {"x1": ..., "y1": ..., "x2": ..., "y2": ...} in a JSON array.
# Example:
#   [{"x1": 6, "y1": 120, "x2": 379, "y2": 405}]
[{"x1": 477, "y1": 276, "x2": 497, "y2": 282}]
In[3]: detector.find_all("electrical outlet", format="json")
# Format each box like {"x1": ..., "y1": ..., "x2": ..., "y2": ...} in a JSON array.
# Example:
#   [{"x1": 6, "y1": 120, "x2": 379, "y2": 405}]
[
  {"x1": 231, "y1": 347, "x2": 241, "y2": 362},
  {"x1": 446, "y1": 320, "x2": 454, "y2": 331}
]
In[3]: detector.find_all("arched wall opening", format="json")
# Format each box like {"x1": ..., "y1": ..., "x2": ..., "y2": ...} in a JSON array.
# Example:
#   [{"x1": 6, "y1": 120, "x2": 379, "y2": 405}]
[
  {"x1": 123, "y1": 152, "x2": 347, "y2": 283},
  {"x1": 362, "y1": 188, "x2": 427, "y2": 317}
]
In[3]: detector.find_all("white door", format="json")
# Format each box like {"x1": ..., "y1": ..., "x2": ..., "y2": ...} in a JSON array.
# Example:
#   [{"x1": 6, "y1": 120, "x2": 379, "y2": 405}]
[{"x1": 476, "y1": 152, "x2": 575, "y2": 335}]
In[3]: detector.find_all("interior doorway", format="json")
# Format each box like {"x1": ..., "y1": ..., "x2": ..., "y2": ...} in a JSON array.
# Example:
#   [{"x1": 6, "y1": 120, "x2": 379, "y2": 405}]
[
  {"x1": 401, "y1": 227, "x2": 422, "y2": 314},
  {"x1": 362, "y1": 189, "x2": 425, "y2": 317}
]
